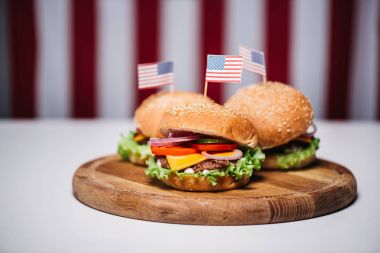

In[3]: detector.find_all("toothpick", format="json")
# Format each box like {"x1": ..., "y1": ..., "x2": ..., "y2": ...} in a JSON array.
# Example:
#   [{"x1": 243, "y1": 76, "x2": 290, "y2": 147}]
[{"x1": 203, "y1": 80, "x2": 208, "y2": 100}]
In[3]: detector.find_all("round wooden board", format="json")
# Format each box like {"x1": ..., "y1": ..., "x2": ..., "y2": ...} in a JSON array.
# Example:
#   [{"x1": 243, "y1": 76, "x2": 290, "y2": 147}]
[{"x1": 72, "y1": 155, "x2": 357, "y2": 225}]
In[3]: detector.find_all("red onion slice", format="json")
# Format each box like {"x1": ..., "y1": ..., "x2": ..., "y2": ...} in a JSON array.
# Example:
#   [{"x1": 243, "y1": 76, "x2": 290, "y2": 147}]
[
  {"x1": 304, "y1": 122, "x2": 317, "y2": 137},
  {"x1": 148, "y1": 136, "x2": 199, "y2": 147},
  {"x1": 201, "y1": 149, "x2": 243, "y2": 160},
  {"x1": 168, "y1": 131, "x2": 200, "y2": 138}
]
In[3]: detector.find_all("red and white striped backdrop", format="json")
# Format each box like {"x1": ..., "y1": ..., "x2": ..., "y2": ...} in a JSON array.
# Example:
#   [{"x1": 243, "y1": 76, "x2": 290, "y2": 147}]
[{"x1": 0, "y1": 0, "x2": 378, "y2": 120}]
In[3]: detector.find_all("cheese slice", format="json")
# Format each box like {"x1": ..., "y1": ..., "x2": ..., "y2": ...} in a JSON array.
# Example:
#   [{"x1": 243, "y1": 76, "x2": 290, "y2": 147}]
[
  {"x1": 208, "y1": 150, "x2": 238, "y2": 157},
  {"x1": 166, "y1": 154, "x2": 208, "y2": 171}
]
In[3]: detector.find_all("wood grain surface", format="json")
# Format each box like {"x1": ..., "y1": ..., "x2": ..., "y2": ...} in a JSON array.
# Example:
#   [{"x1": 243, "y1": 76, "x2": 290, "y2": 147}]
[{"x1": 72, "y1": 155, "x2": 357, "y2": 225}]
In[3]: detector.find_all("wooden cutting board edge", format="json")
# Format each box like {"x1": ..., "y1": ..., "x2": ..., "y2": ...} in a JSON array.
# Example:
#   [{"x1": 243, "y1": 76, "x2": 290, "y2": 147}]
[{"x1": 72, "y1": 155, "x2": 357, "y2": 225}]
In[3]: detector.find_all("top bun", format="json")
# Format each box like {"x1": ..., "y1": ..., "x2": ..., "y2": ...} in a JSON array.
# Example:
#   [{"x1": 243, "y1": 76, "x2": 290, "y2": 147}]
[
  {"x1": 225, "y1": 82, "x2": 313, "y2": 149},
  {"x1": 135, "y1": 91, "x2": 213, "y2": 138},
  {"x1": 159, "y1": 103, "x2": 258, "y2": 148}
]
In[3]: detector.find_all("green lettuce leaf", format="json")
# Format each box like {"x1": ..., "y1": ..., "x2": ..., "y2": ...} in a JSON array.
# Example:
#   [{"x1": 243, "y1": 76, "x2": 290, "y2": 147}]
[
  {"x1": 145, "y1": 156, "x2": 170, "y2": 179},
  {"x1": 276, "y1": 138, "x2": 320, "y2": 169},
  {"x1": 227, "y1": 148, "x2": 265, "y2": 180},
  {"x1": 118, "y1": 131, "x2": 152, "y2": 162},
  {"x1": 145, "y1": 148, "x2": 265, "y2": 186}
]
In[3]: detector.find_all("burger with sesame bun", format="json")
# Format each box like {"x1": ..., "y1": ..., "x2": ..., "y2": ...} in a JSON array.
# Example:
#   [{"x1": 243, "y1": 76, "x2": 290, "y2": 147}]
[
  {"x1": 118, "y1": 91, "x2": 214, "y2": 166},
  {"x1": 225, "y1": 82, "x2": 320, "y2": 170},
  {"x1": 145, "y1": 103, "x2": 265, "y2": 191}
]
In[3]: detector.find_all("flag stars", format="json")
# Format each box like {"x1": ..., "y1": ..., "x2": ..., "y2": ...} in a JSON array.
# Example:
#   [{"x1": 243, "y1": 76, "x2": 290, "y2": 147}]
[{"x1": 207, "y1": 56, "x2": 225, "y2": 70}]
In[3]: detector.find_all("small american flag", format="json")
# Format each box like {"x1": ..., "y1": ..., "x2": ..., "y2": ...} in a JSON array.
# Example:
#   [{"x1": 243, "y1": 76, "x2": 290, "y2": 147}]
[
  {"x1": 239, "y1": 45, "x2": 266, "y2": 76},
  {"x1": 138, "y1": 61, "x2": 174, "y2": 89},
  {"x1": 205, "y1": 55, "x2": 243, "y2": 83}
]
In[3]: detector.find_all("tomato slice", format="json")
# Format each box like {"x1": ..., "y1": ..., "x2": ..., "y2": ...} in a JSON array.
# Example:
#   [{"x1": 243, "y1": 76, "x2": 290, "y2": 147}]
[
  {"x1": 191, "y1": 143, "x2": 238, "y2": 151},
  {"x1": 151, "y1": 146, "x2": 198, "y2": 156}
]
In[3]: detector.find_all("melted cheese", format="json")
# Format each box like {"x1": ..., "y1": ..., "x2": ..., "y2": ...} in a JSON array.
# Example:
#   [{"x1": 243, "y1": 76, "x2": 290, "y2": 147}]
[
  {"x1": 208, "y1": 150, "x2": 238, "y2": 157},
  {"x1": 166, "y1": 153, "x2": 208, "y2": 171},
  {"x1": 133, "y1": 133, "x2": 146, "y2": 142}
]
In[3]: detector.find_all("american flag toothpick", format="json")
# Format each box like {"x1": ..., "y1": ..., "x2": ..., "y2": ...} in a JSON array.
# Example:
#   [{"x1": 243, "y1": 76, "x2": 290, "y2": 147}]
[
  {"x1": 137, "y1": 61, "x2": 174, "y2": 90},
  {"x1": 203, "y1": 55, "x2": 243, "y2": 98},
  {"x1": 239, "y1": 45, "x2": 267, "y2": 83}
]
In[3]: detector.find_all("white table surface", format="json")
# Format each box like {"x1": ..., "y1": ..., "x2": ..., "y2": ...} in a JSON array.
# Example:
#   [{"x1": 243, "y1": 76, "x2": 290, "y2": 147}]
[{"x1": 0, "y1": 119, "x2": 379, "y2": 253}]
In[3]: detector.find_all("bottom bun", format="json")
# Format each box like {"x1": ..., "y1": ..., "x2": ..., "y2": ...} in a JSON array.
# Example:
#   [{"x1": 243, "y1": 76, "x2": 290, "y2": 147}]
[
  {"x1": 160, "y1": 174, "x2": 250, "y2": 192},
  {"x1": 129, "y1": 156, "x2": 148, "y2": 166},
  {"x1": 263, "y1": 153, "x2": 316, "y2": 170}
]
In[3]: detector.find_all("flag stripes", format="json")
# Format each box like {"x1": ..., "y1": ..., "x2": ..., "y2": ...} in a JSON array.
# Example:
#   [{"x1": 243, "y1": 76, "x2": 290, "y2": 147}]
[
  {"x1": 326, "y1": 0, "x2": 356, "y2": 119},
  {"x1": 291, "y1": 0, "x2": 329, "y2": 119},
  {"x1": 8, "y1": 0, "x2": 37, "y2": 118},
  {"x1": 98, "y1": 0, "x2": 132, "y2": 118},
  {"x1": 206, "y1": 55, "x2": 242, "y2": 82},
  {"x1": 0, "y1": 0, "x2": 378, "y2": 120},
  {"x1": 378, "y1": 5, "x2": 380, "y2": 120},
  {"x1": 224, "y1": 0, "x2": 264, "y2": 102},
  {"x1": 349, "y1": 0, "x2": 378, "y2": 119},
  {"x1": 0, "y1": 0, "x2": 10, "y2": 118},
  {"x1": 160, "y1": 0, "x2": 199, "y2": 93},
  {"x1": 71, "y1": 0, "x2": 97, "y2": 118},
  {"x1": 135, "y1": 0, "x2": 161, "y2": 107},
  {"x1": 200, "y1": 0, "x2": 225, "y2": 104},
  {"x1": 137, "y1": 62, "x2": 174, "y2": 89},
  {"x1": 265, "y1": 0, "x2": 292, "y2": 84},
  {"x1": 239, "y1": 45, "x2": 266, "y2": 76},
  {"x1": 36, "y1": 0, "x2": 70, "y2": 118}
]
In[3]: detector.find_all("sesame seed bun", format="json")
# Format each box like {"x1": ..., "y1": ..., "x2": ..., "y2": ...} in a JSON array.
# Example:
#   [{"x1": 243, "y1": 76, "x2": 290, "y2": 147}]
[
  {"x1": 225, "y1": 82, "x2": 313, "y2": 149},
  {"x1": 134, "y1": 91, "x2": 214, "y2": 138},
  {"x1": 263, "y1": 153, "x2": 316, "y2": 170},
  {"x1": 160, "y1": 174, "x2": 250, "y2": 192},
  {"x1": 159, "y1": 103, "x2": 258, "y2": 148}
]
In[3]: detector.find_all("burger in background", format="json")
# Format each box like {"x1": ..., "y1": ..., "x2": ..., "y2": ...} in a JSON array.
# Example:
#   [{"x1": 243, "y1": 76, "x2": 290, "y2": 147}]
[
  {"x1": 225, "y1": 82, "x2": 320, "y2": 170},
  {"x1": 118, "y1": 91, "x2": 214, "y2": 166},
  {"x1": 145, "y1": 103, "x2": 264, "y2": 191}
]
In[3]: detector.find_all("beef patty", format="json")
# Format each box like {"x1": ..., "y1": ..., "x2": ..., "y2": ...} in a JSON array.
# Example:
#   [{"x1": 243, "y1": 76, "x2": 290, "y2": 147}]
[{"x1": 156, "y1": 156, "x2": 234, "y2": 172}]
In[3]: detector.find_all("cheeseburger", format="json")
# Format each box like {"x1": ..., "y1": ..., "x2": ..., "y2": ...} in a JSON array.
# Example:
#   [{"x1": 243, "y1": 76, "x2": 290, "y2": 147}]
[
  {"x1": 118, "y1": 91, "x2": 213, "y2": 165},
  {"x1": 145, "y1": 103, "x2": 264, "y2": 191},
  {"x1": 225, "y1": 82, "x2": 320, "y2": 170}
]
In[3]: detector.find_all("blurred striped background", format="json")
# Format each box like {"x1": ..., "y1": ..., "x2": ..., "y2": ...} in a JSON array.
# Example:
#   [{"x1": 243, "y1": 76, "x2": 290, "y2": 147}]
[{"x1": 0, "y1": 0, "x2": 378, "y2": 120}]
